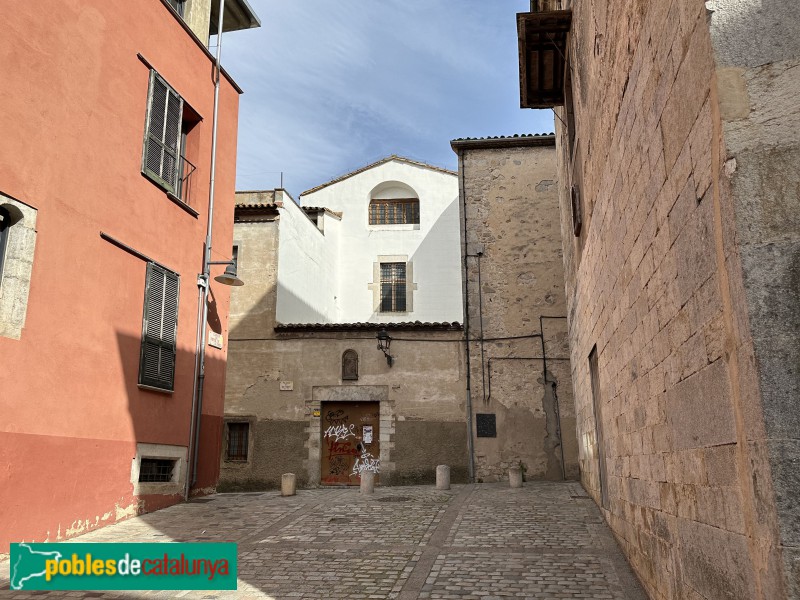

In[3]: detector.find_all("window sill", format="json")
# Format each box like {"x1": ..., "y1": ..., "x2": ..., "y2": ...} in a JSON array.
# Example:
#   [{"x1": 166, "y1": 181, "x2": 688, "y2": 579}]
[
  {"x1": 368, "y1": 224, "x2": 420, "y2": 231},
  {"x1": 166, "y1": 191, "x2": 200, "y2": 217},
  {"x1": 141, "y1": 171, "x2": 199, "y2": 218},
  {"x1": 138, "y1": 383, "x2": 174, "y2": 395}
]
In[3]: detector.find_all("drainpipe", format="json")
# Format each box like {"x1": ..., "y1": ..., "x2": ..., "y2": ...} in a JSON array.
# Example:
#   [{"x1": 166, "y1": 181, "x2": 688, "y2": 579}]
[
  {"x1": 476, "y1": 250, "x2": 486, "y2": 403},
  {"x1": 186, "y1": 0, "x2": 226, "y2": 499},
  {"x1": 458, "y1": 149, "x2": 476, "y2": 483}
]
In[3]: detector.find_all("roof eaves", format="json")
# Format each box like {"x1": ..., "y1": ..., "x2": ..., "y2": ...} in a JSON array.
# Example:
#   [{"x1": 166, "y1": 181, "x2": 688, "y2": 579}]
[
  {"x1": 274, "y1": 321, "x2": 463, "y2": 332},
  {"x1": 450, "y1": 133, "x2": 556, "y2": 152}
]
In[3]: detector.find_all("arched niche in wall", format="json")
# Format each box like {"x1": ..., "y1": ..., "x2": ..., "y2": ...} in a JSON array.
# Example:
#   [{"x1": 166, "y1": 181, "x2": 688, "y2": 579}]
[
  {"x1": 368, "y1": 180, "x2": 419, "y2": 225},
  {"x1": 342, "y1": 349, "x2": 359, "y2": 381}
]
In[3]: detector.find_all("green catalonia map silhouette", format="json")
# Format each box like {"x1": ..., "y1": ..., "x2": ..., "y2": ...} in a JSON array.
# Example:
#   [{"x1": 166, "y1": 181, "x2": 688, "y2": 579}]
[{"x1": 11, "y1": 543, "x2": 62, "y2": 590}]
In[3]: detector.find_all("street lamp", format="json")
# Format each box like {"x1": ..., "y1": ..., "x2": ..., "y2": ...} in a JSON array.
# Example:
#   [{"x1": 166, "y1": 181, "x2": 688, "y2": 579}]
[
  {"x1": 376, "y1": 328, "x2": 394, "y2": 367},
  {"x1": 210, "y1": 260, "x2": 243, "y2": 286}
]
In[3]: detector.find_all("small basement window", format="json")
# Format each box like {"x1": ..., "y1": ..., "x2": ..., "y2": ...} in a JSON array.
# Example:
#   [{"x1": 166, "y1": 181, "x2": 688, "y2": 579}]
[
  {"x1": 226, "y1": 422, "x2": 249, "y2": 461},
  {"x1": 138, "y1": 458, "x2": 176, "y2": 483}
]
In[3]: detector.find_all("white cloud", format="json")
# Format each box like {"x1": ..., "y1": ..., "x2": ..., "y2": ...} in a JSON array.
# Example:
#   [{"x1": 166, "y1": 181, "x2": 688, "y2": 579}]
[{"x1": 224, "y1": 0, "x2": 555, "y2": 197}]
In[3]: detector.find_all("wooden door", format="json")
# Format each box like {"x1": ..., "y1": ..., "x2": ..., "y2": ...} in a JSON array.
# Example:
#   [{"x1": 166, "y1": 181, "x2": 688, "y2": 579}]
[{"x1": 320, "y1": 402, "x2": 380, "y2": 486}]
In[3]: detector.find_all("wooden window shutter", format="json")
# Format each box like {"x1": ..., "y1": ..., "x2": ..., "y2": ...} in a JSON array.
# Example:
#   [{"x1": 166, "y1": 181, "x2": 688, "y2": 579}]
[
  {"x1": 143, "y1": 71, "x2": 183, "y2": 193},
  {"x1": 139, "y1": 263, "x2": 180, "y2": 391}
]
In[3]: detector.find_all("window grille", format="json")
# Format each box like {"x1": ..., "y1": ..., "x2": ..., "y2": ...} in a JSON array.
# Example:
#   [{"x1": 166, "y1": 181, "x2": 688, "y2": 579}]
[
  {"x1": 369, "y1": 199, "x2": 419, "y2": 225},
  {"x1": 139, "y1": 263, "x2": 180, "y2": 391},
  {"x1": 226, "y1": 422, "x2": 249, "y2": 461},
  {"x1": 139, "y1": 458, "x2": 175, "y2": 483},
  {"x1": 380, "y1": 263, "x2": 407, "y2": 312}
]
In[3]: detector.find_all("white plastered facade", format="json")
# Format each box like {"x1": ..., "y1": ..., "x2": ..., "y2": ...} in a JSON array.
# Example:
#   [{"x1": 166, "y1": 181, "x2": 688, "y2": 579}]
[{"x1": 275, "y1": 158, "x2": 462, "y2": 324}]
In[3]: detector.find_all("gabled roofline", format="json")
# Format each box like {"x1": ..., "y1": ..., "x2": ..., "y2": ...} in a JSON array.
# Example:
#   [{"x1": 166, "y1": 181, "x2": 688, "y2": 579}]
[{"x1": 300, "y1": 155, "x2": 457, "y2": 198}]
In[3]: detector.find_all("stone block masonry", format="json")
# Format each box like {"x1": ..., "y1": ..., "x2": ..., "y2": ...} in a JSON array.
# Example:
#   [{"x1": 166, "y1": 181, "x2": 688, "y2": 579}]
[
  {"x1": 551, "y1": 0, "x2": 799, "y2": 597},
  {"x1": 452, "y1": 136, "x2": 579, "y2": 484}
]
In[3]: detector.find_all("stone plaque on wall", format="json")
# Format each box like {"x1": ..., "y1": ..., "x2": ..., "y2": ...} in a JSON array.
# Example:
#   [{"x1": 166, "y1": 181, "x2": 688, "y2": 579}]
[{"x1": 476, "y1": 414, "x2": 497, "y2": 437}]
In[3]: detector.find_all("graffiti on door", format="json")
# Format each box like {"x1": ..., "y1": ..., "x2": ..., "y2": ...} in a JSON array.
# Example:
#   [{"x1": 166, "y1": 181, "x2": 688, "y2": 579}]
[{"x1": 320, "y1": 402, "x2": 380, "y2": 485}]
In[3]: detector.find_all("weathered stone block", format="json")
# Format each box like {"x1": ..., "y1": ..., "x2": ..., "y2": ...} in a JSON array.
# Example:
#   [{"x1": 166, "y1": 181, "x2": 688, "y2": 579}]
[
  {"x1": 704, "y1": 443, "x2": 738, "y2": 487},
  {"x1": 666, "y1": 359, "x2": 736, "y2": 450},
  {"x1": 677, "y1": 518, "x2": 756, "y2": 600}
]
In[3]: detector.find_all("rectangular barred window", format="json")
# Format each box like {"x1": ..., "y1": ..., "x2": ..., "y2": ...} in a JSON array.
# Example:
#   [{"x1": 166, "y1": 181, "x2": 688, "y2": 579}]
[
  {"x1": 380, "y1": 262, "x2": 407, "y2": 312},
  {"x1": 226, "y1": 422, "x2": 249, "y2": 461},
  {"x1": 139, "y1": 263, "x2": 180, "y2": 392},
  {"x1": 138, "y1": 458, "x2": 176, "y2": 483},
  {"x1": 369, "y1": 199, "x2": 420, "y2": 225}
]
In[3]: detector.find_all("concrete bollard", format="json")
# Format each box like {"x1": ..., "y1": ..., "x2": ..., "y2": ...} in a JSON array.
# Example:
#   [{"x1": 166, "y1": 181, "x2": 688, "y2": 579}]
[
  {"x1": 360, "y1": 471, "x2": 375, "y2": 494},
  {"x1": 509, "y1": 466, "x2": 523, "y2": 488},
  {"x1": 436, "y1": 465, "x2": 451, "y2": 490},
  {"x1": 281, "y1": 473, "x2": 296, "y2": 496}
]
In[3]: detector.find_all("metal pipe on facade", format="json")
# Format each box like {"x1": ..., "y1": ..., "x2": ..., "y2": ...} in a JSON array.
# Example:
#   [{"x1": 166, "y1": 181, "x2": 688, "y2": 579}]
[
  {"x1": 476, "y1": 251, "x2": 487, "y2": 404},
  {"x1": 458, "y1": 149, "x2": 476, "y2": 483},
  {"x1": 538, "y1": 315, "x2": 570, "y2": 480},
  {"x1": 186, "y1": 0, "x2": 226, "y2": 498}
]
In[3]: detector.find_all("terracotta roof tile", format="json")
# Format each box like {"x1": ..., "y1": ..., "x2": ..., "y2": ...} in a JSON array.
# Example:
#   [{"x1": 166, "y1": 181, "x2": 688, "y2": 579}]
[
  {"x1": 451, "y1": 132, "x2": 555, "y2": 142},
  {"x1": 235, "y1": 190, "x2": 279, "y2": 207},
  {"x1": 275, "y1": 321, "x2": 463, "y2": 332},
  {"x1": 450, "y1": 133, "x2": 556, "y2": 151}
]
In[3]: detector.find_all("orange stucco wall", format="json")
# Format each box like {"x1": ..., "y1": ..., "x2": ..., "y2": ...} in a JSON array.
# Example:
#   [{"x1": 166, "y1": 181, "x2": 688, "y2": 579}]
[{"x1": 0, "y1": 0, "x2": 239, "y2": 546}]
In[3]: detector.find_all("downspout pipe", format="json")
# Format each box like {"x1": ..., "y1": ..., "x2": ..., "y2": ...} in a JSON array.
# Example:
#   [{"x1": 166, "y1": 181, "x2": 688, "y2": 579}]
[
  {"x1": 476, "y1": 251, "x2": 486, "y2": 403},
  {"x1": 458, "y1": 149, "x2": 476, "y2": 483},
  {"x1": 186, "y1": 0, "x2": 226, "y2": 499}
]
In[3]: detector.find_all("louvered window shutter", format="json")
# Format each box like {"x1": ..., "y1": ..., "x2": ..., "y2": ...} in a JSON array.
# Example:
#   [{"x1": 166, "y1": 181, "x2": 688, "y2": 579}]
[
  {"x1": 143, "y1": 71, "x2": 183, "y2": 193},
  {"x1": 139, "y1": 263, "x2": 180, "y2": 391}
]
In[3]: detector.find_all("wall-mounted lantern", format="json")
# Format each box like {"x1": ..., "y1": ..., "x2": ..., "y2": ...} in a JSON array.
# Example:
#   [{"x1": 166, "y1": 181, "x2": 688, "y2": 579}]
[{"x1": 376, "y1": 328, "x2": 394, "y2": 367}]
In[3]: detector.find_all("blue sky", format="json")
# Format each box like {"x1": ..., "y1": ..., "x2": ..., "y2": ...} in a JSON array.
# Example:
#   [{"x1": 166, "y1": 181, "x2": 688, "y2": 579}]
[{"x1": 223, "y1": 1, "x2": 555, "y2": 199}]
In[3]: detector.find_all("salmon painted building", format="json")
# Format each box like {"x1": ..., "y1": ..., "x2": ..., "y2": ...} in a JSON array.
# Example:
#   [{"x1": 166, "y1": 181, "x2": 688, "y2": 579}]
[{"x1": 0, "y1": 0, "x2": 259, "y2": 547}]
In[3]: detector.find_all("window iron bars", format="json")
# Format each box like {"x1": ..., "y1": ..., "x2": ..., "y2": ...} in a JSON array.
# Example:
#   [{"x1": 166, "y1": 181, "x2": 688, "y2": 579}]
[
  {"x1": 227, "y1": 422, "x2": 249, "y2": 461},
  {"x1": 380, "y1": 263, "x2": 407, "y2": 312},
  {"x1": 139, "y1": 458, "x2": 175, "y2": 483},
  {"x1": 369, "y1": 199, "x2": 420, "y2": 225}
]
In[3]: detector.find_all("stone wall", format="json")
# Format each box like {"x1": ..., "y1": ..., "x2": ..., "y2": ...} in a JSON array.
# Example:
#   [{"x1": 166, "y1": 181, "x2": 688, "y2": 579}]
[
  {"x1": 708, "y1": 1, "x2": 800, "y2": 595},
  {"x1": 452, "y1": 138, "x2": 579, "y2": 483},
  {"x1": 553, "y1": 0, "x2": 796, "y2": 596}
]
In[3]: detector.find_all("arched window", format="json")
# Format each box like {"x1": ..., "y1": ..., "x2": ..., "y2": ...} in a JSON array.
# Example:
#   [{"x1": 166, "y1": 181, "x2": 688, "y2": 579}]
[
  {"x1": 368, "y1": 181, "x2": 419, "y2": 225},
  {"x1": 342, "y1": 349, "x2": 359, "y2": 380}
]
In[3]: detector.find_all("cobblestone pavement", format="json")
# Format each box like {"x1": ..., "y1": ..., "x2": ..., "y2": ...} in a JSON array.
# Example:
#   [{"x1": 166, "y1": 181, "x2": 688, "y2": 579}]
[{"x1": 0, "y1": 482, "x2": 646, "y2": 599}]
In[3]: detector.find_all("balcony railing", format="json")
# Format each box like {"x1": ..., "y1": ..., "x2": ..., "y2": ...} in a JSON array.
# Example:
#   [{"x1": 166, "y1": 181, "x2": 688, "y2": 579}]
[{"x1": 174, "y1": 155, "x2": 196, "y2": 208}]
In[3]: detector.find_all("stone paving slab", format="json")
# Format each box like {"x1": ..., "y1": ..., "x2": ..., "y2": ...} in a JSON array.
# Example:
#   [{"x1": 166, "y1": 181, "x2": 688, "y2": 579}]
[{"x1": 0, "y1": 482, "x2": 647, "y2": 599}]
